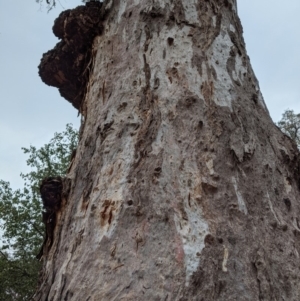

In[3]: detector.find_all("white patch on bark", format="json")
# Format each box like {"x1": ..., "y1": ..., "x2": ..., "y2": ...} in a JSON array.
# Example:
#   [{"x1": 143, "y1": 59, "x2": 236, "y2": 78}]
[
  {"x1": 141, "y1": 0, "x2": 167, "y2": 16},
  {"x1": 292, "y1": 218, "x2": 300, "y2": 234},
  {"x1": 122, "y1": 27, "x2": 127, "y2": 41},
  {"x1": 266, "y1": 191, "x2": 280, "y2": 224},
  {"x1": 206, "y1": 158, "x2": 215, "y2": 176},
  {"x1": 222, "y1": 246, "x2": 229, "y2": 272},
  {"x1": 232, "y1": 176, "x2": 248, "y2": 214},
  {"x1": 104, "y1": 0, "x2": 114, "y2": 11},
  {"x1": 137, "y1": 21, "x2": 214, "y2": 280},
  {"x1": 232, "y1": 55, "x2": 247, "y2": 83},
  {"x1": 149, "y1": 117, "x2": 210, "y2": 286},
  {"x1": 151, "y1": 124, "x2": 166, "y2": 155},
  {"x1": 140, "y1": 25, "x2": 203, "y2": 100},
  {"x1": 232, "y1": 0, "x2": 238, "y2": 12},
  {"x1": 209, "y1": 30, "x2": 234, "y2": 109},
  {"x1": 229, "y1": 24, "x2": 236, "y2": 32},
  {"x1": 244, "y1": 133, "x2": 256, "y2": 156},
  {"x1": 258, "y1": 91, "x2": 267, "y2": 110},
  {"x1": 117, "y1": 0, "x2": 127, "y2": 23},
  {"x1": 76, "y1": 90, "x2": 143, "y2": 244},
  {"x1": 212, "y1": 16, "x2": 217, "y2": 27},
  {"x1": 183, "y1": 0, "x2": 199, "y2": 24},
  {"x1": 161, "y1": 26, "x2": 202, "y2": 98},
  {"x1": 156, "y1": 0, "x2": 167, "y2": 9},
  {"x1": 173, "y1": 197, "x2": 209, "y2": 286},
  {"x1": 284, "y1": 177, "x2": 292, "y2": 194}
]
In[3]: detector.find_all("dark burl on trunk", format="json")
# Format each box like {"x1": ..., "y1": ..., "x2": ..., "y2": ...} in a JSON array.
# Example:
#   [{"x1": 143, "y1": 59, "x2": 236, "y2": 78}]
[
  {"x1": 38, "y1": 2, "x2": 103, "y2": 110},
  {"x1": 37, "y1": 177, "x2": 63, "y2": 260}
]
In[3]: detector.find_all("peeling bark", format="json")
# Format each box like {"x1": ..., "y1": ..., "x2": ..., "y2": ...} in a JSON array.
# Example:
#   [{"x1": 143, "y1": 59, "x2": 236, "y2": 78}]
[{"x1": 34, "y1": 0, "x2": 300, "y2": 300}]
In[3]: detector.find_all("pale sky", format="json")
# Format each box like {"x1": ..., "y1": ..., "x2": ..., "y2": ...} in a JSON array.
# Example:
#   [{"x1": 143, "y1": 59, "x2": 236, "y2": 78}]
[{"x1": 0, "y1": 0, "x2": 299, "y2": 189}]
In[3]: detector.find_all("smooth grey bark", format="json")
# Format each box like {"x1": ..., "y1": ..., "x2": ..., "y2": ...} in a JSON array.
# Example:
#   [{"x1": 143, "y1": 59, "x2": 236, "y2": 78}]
[{"x1": 34, "y1": 0, "x2": 300, "y2": 300}]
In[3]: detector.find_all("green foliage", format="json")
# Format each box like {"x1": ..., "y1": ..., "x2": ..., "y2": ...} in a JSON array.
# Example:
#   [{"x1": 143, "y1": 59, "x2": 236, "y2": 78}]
[
  {"x1": 0, "y1": 251, "x2": 40, "y2": 301},
  {"x1": 0, "y1": 124, "x2": 78, "y2": 300},
  {"x1": 277, "y1": 109, "x2": 300, "y2": 148}
]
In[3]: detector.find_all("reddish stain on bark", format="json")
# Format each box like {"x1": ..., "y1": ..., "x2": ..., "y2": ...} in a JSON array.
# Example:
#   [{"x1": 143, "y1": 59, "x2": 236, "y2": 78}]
[{"x1": 175, "y1": 235, "x2": 184, "y2": 264}]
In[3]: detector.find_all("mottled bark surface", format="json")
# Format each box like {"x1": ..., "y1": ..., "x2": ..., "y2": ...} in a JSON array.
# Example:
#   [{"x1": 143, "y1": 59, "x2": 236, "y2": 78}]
[{"x1": 35, "y1": 0, "x2": 300, "y2": 300}]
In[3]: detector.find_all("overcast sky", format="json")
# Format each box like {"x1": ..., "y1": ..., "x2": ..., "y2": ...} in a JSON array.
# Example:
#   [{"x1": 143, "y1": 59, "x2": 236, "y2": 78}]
[{"x1": 0, "y1": 0, "x2": 299, "y2": 189}]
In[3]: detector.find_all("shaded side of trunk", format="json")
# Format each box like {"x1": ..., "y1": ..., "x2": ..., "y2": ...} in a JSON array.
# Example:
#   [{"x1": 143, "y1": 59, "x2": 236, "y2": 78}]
[{"x1": 34, "y1": 0, "x2": 300, "y2": 300}]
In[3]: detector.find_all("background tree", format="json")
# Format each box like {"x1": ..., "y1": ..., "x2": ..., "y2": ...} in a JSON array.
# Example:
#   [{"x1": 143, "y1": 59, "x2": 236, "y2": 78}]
[
  {"x1": 277, "y1": 109, "x2": 300, "y2": 148},
  {"x1": 0, "y1": 124, "x2": 78, "y2": 301}
]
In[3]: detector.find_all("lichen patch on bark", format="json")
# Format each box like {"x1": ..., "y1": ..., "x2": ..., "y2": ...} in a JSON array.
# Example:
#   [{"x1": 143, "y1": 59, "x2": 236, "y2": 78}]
[{"x1": 173, "y1": 196, "x2": 209, "y2": 285}]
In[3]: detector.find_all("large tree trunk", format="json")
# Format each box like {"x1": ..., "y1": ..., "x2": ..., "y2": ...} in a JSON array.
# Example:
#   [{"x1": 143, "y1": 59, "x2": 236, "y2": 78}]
[{"x1": 34, "y1": 0, "x2": 300, "y2": 300}]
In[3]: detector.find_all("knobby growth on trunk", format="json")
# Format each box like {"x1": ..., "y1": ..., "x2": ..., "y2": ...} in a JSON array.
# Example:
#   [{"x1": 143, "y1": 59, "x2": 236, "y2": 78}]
[
  {"x1": 39, "y1": 1, "x2": 103, "y2": 110},
  {"x1": 35, "y1": 0, "x2": 300, "y2": 300},
  {"x1": 36, "y1": 177, "x2": 63, "y2": 260}
]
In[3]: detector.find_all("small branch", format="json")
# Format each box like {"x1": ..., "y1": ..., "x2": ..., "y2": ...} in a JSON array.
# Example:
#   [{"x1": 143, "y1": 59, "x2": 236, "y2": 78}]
[
  {"x1": 26, "y1": 220, "x2": 44, "y2": 237},
  {"x1": 0, "y1": 250, "x2": 9, "y2": 260}
]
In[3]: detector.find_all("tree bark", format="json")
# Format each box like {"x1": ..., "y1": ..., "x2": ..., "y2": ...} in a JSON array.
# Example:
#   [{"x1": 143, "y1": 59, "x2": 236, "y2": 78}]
[{"x1": 34, "y1": 0, "x2": 300, "y2": 300}]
